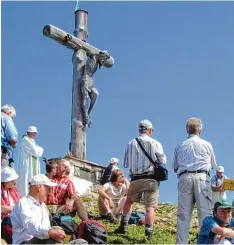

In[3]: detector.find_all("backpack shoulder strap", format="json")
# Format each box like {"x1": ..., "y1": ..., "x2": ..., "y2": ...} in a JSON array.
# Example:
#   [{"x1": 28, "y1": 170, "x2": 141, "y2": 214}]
[{"x1": 135, "y1": 137, "x2": 155, "y2": 167}]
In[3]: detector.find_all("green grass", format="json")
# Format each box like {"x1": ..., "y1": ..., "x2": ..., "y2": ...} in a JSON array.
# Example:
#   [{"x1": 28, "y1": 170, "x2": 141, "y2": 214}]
[{"x1": 72, "y1": 196, "x2": 199, "y2": 244}]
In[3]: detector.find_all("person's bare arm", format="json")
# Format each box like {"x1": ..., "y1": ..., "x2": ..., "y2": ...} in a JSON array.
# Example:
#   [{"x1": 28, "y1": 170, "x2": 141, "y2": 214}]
[
  {"x1": 212, "y1": 226, "x2": 234, "y2": 238},
  {"x1": 98, "y1": 185, "x2": 114, "y2": 208},
  {"x1": 1, "y1": 206, "x2": 13, "y2": 214},
  {"x1": 8, "y1": 139, "x2": 17, "y2": 148},
  {"x1": 64, "y1": 198, "x2": 75, "y2": 213},
  {"x1": 211, "y1": 185, "x2": 222, "y2": 191}
]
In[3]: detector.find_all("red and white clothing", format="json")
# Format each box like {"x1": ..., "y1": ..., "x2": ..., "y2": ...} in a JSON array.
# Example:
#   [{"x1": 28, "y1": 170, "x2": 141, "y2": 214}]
[
  {"x1": 45, "y1": 176, "x2": 58, "y2": 205},
  {"x1": 46, "y1": 175, "x2": 76, "y2": 205},
  {"x1": 1, "y1": 184, "x2": 21, "y2": 219}
]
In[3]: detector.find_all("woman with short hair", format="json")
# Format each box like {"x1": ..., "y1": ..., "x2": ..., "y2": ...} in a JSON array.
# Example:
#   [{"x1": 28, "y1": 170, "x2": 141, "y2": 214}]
[{"x1": 98, "y1": 169, "x2": 128, "y2": 223}]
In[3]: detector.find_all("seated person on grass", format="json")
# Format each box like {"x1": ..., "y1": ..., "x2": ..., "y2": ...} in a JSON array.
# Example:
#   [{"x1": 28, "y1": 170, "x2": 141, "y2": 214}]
[
  {"x1": 197, "y1": 200, "x2": 234, "y2": 244},
  {"x1": 10, "y1": 174, "x2": 66, "y2": 244},
  {"x1": 45, "y1": 158, "x2": 88, "y2": 221},
  {"x1": 1, "y1": 167, "x2": 21, "y2": 244},
  {"x1": 98, "y1": 169, "x2": 128, "y2": 223}
]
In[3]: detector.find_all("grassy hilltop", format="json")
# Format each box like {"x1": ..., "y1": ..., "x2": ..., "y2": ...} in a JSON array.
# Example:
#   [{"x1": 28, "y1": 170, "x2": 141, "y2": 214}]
[{"x1": 76, "y1": 193, "x2": 199, "y2": 244}]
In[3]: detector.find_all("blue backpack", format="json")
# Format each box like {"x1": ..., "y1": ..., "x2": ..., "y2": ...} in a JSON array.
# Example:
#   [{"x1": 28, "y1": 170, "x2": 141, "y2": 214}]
[{"x1": 129, "y1": 211, "x2": 146, "y2": 225}]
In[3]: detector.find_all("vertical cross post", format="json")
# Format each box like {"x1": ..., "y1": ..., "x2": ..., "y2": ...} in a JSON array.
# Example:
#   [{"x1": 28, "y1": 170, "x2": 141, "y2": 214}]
[
  {"x1": 70, "y1": 9, "x2": 88, "y2": 159},
  {"x1": 43, "y1": 8, "x2": 114, "y2": 161}
]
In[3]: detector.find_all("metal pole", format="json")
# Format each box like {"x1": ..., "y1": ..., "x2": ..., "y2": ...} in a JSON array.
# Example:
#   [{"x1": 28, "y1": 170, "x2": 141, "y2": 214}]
[{"x1": 70, "y1": 9, "x2": 88, "y2": 159}]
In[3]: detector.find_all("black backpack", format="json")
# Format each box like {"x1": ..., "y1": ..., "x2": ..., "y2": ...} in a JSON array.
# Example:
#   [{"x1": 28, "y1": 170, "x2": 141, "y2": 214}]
[
  {"x1": 78, "y1": 220, "x2": 107, "y2": 244},
  {"x1": 50, "y1": 215, "x2": 78, "y2": 241},
  {"x1": 101, "y1": 164, "x2": 113, "y2": 185}
]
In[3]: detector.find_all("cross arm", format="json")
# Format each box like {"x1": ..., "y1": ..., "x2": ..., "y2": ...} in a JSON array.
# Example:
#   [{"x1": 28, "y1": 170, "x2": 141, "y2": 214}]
[{"x1": 43, "y1": 24, "x2": 114, "y2": 61}]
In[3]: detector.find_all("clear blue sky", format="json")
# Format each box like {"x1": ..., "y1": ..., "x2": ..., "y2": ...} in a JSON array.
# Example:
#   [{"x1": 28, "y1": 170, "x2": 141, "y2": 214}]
[{"x1": 2, "y1": 1, "x2": 234, "y2": 204}]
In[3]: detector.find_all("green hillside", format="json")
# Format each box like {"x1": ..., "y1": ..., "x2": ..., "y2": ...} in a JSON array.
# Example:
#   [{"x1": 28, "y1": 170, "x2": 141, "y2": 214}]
[{"x1": 75, "y1": 194, "x2": 199, "y2": 244}]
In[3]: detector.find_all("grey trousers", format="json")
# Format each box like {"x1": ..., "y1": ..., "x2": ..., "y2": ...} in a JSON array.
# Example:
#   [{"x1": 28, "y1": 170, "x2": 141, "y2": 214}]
[
  {"x1": 176, "y1": 173, "x2": 212, "y2": 244},
  {"x1": 1, "y1": 151, "x2": 9, "y2": 167}
]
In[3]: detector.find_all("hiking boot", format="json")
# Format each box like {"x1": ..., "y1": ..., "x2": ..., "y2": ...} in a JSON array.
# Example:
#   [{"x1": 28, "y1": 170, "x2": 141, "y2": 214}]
[
  {"x1": 145, "y1": 229, "x2": 153, "y2": 240},
  {"x1": 114, "y1": 225, "x2": 128, "y2": 234},
  {"x1": 105, "y1": 212, "x2": 118, "y2": 224}
]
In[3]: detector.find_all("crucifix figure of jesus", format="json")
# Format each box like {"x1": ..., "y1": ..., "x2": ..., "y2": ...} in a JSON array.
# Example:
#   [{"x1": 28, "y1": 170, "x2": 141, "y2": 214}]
[{"x1": 81, "y1": 51, "x2": 112, "y2": 127}]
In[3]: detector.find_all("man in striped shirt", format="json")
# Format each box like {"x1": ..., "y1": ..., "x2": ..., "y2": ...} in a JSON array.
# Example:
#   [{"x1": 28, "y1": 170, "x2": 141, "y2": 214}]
[
  {"x1": 116, "y1": 119, "x2": 166, "y2": 239},
  {"x1": 173, "y1": 117, "x2": 217, "y2": 244}
]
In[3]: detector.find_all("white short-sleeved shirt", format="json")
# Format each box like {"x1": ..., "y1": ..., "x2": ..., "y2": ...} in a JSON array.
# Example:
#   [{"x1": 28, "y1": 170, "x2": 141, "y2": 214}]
[
  {"x1": 173, "y1": 135, "x2": 216, "y2": 175},
  {"x1": 104, "y1": 182, "x2": 126, "y2": 204}
]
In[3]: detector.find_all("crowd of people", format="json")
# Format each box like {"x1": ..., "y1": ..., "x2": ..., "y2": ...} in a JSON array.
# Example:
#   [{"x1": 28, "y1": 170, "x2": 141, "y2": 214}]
[{"x1": 1, "y1": 104, "x2": 234, "y2": 244}]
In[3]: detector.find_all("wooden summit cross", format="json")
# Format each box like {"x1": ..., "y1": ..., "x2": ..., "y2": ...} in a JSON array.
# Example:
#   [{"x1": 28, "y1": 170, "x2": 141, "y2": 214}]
[{"x1": 43, "y1": 9, "x2": 114, "y2": 161}]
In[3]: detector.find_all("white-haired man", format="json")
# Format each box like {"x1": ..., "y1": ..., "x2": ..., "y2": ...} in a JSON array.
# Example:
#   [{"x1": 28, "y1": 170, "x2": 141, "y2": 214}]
[
  {"x1": 211, "y1": 166, "x2": 228, "y2": 207},
  {"x1": 101, "y1": 157, "x2": 120, "y2": 185},
  {"x1": 46, "y1": 159, "x2": 88, "y2": 221},
  {"x1": 173, "y1": 117, "x2": 217, "y2": 244},
  {"x1": 116, "y1": 119, "x2": 166, "y2": 239},
  {"x1": 18, "y1": 126, "x2": 44, "y2": 197},
  {"x1": 1, "y1": 104, "x2": 18, "y2": 167},
  {"x1": 10, "y1": 174, "x2": 66, "y2": 244}
]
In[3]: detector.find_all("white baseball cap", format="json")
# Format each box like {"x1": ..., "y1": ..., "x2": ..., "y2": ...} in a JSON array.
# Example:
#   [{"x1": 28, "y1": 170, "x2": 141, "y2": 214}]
[
  {"x1": 27, "y1": 126, "x2": 38, "y2": 133},
  {"x1": 29, "y1": 174, "x2": 57, "y2": 187},
  {"x1": 1, "y1": 167, "x2": 19, "y2": 182},
  {"x1": 216, "y1": 166, "x2": 224, "y2": 172},
  {"x1": 109, "y1": 157, "x2": 119, "y2": 164},
  {"x1": 139, "y1": 119, "x2": 154, "y2": 130}
]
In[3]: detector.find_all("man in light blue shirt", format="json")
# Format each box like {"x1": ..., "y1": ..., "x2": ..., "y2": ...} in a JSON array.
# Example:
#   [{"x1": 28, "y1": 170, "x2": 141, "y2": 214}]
[
  {"x1": 173, "y1": 117, "x2": 217, "y2": 244},
  {"x1": 211, "y1": 166, "x2": 227, "y2": 207},
  {"x1": 1, "y1": 104, "x2": 18, "y2": 167}
]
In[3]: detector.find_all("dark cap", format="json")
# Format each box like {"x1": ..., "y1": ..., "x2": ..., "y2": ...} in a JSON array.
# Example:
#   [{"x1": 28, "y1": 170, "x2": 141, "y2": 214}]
[{"x1": 214, "y1": 200, "x2": 233, "y2": 209}]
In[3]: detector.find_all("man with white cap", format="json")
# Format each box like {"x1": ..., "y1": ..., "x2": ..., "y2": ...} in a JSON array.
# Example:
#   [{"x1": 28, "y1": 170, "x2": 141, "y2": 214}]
[
  {"x1": 101, "y1": 157, "x2": 120, "y2": 185},
  {"x1": 116, "y1": 119, "x2": 166, "y2": 239},
  {"x1": 173, "y1": 117, "x2": 217, "y2": 244},
  {"x1": 10, "y1": 174, "x2": 66, "y2": 244},
  {"x1": 17, "y1": 126, "x2": 44, "y2": 197},
  {"x1": 211, "y1": 166, "x2": 227, "y2": 207},
  {"x1": 1, "y1": 104, "x2": 18, "y2": 167}
]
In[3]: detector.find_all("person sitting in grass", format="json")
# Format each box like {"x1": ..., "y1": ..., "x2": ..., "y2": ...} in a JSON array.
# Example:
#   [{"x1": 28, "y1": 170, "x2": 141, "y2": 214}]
[
  {"x1": 98, "y1": 169, "x2": 128, "y2": 223},
  {"x1": 197, "y1": 200, "x2": 234, "y2": 244},
  {"x1": 45, "y1": 158, "x2": 88, "y2": 221},
  {"x1": 1, "y1": 167, "x2": 21, "y2": 244}
]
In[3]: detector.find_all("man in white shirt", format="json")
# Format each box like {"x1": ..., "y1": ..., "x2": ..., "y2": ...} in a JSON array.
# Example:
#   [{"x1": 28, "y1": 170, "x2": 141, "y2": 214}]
[
  {"x1": 115, "y1": 119, "x2": 166, "y2": 239},
  {"x1": 173, "y1": 117, "x2": 217, "y2": 244},
  {"x1": 211, "y1": 166, "x2": 227, "y2": 207},
  {"x1": 10, "y1": 174, "x2": 66, "y2": 244}
]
